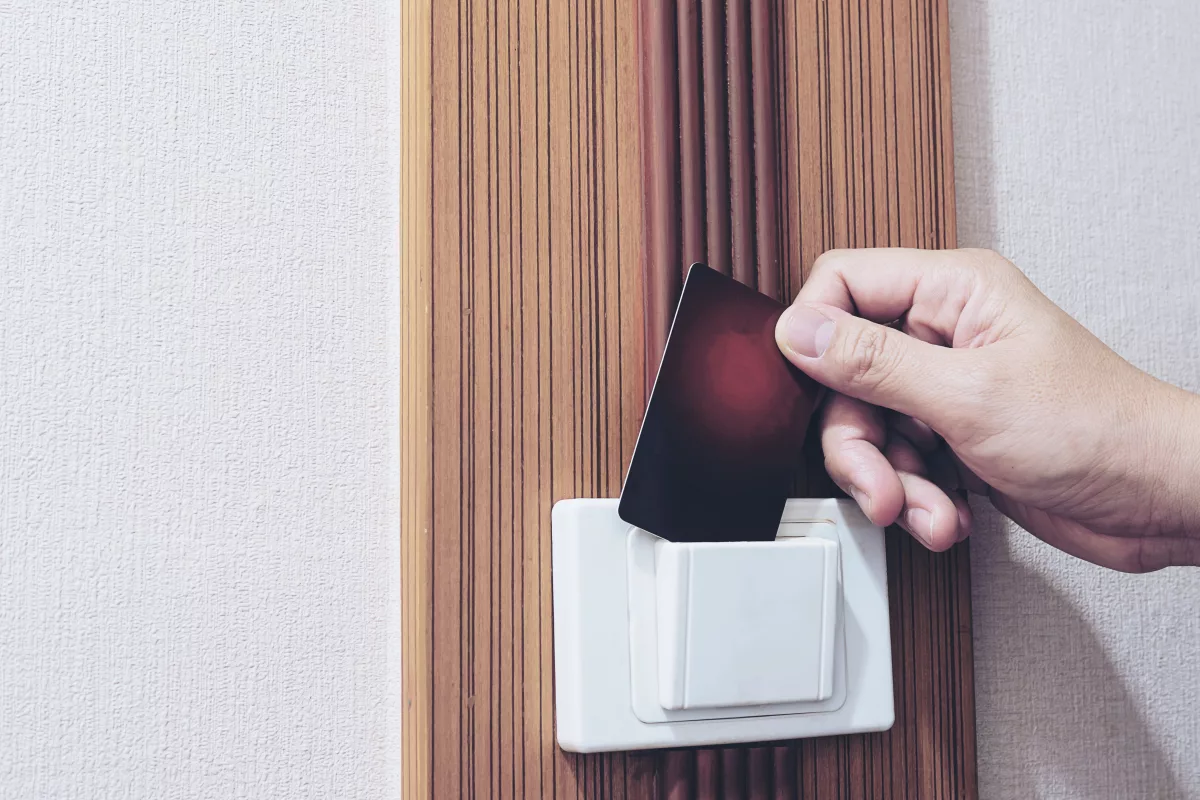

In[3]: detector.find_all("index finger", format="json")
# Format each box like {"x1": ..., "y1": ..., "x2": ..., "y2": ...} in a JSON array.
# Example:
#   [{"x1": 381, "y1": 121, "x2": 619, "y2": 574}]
[{"x1": 798, "y1": 247, "x2": 971, "y2": 328}]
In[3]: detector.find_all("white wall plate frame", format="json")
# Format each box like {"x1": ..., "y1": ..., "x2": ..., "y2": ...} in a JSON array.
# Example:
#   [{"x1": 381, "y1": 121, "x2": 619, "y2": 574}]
[{"x1": 552, "y1": 498, "x2": 894, "y2": 753}]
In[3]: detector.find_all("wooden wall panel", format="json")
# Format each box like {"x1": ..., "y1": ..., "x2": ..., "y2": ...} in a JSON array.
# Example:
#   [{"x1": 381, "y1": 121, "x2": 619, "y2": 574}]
[{"x1": 401, "y1": 1, "x2": 976, "y2": 797}]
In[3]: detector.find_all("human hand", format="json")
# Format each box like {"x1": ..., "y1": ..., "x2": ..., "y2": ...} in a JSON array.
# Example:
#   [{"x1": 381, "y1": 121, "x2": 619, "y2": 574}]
[{"x1": 775, "y1": 248, "x2": 1200, "y2": 572}]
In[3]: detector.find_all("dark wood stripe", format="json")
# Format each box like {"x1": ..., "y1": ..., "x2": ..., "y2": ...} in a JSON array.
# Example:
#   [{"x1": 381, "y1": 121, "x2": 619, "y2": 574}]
[
  {"x1": 677, "y1": 0, "x2": 706, "y2": 277},
  {"x1": 772, "y1": 745, "x2": 796, "y2": 800},
  {"x1": 695, "y1": 749, "x2": 721, "y2": 799},
  {"x1": 725, "y1": 0, "x2": 755, "y2": 287},
  {"x1": 748, "y1": 747, "x2": 772, "y2": 799},
  {"x1": 638, "y1": 0, "x2": 681, "y2": 376},
  {"x1": 722, "y1": 747, "x2": 747, "y2": 800},
  {"x1": 662, "y1": 749, "x2": 694, "y2": 800},
  {"x1": 700, "y1": 0, "x2": 731, "y2": 277},
  {"x1": 750, "y1": 0, "x2": 782, "y2": 300}
]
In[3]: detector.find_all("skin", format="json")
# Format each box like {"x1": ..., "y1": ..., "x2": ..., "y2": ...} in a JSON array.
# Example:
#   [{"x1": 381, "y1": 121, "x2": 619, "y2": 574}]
[{"x1": 774, "y1": 247, "x2": 1200, "y2": 573}]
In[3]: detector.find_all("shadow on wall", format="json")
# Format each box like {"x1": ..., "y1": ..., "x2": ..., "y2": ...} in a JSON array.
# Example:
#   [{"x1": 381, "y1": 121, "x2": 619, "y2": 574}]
[{"x1": 972, "y1": 509, "x2": 1185, "y2": 799}]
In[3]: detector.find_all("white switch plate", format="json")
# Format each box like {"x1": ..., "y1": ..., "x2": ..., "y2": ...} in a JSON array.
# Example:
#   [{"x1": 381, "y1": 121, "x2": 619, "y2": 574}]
[
  {"x1": 552, "y1": 498, "x2": 894, "y2": 753},
  {"x1": 653, "y1": 535, "x2": 840, "y2": 710}
]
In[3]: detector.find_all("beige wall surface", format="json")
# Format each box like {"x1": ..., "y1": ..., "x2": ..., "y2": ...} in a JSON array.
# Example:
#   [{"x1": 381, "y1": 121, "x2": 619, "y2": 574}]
[
  {"x1": 951, "y1": 1, "x2": 1200, "y2": 797},
  {"x1": 0, "y1": 2, "x2": 402, "y2": 798}
]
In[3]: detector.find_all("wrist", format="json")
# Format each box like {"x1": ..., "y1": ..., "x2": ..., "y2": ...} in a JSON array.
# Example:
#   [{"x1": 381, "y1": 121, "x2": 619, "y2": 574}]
[{"x1": 1138, "y1": 381, "x2": 1200, "y2": 539}]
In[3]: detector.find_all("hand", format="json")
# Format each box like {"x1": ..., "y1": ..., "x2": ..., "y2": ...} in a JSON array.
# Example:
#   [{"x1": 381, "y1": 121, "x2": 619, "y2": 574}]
[{"x1": 774, "y1": 248, "x2": 1200, "y2": 572}]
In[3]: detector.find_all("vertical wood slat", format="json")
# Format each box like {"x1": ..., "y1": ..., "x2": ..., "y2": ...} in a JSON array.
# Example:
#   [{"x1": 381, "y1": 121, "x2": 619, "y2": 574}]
[
  {"x1": 401, "y1": 0, "x2": 975, "y2": 797},
  {"x1": 700, "y1": 0, "x2": 731, "y2": 278},
  {"x1": 725, "y1": 0, "x2": 755, "y2": 288},
  {"x1": 638, "y1": 0, "x2": 681, "y2": 382},
  {"x1": 676, "y1": 1, "x2": 706, "y2": 276},
  {"x1": 750, "y1": 0, "x2": 782, "y2": 300},
  {"x1": 399, "y1": 2, "x2": 433, "y2": 798}
]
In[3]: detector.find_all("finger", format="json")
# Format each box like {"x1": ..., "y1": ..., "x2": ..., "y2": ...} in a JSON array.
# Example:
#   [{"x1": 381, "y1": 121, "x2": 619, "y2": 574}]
[
  {"x1": 797, "y1": 248, "x2": 975, "y2": 340},
  {"x1": 951, "y1": 491, "x2": 973, "y2": 542},
  {"x1": 990, "y1": 491, "x2": 1200, "y2": 572},
  {"x1": 885, "y1": 432, "x2": 963, "y2": 497},
  {"x1": 902, "y1": 313, "x2": 951, "y2": 347},
  {"x1": 882, "y1": 435, "x2": 926, "y2": 476},
  {"x1": 894, "y1": 470, "x2": 962, "y2": 552},
  {"x1": 820, "y1": 393, "x2": 905, "y2": 527},
  {"x1": 886, "y1": 415, "x2": 965, "y2": 493},
  {"x1": 886, "y1": 412, "x2": 941, "y2": 453},
  {"x1": 776, "y1": 303, "x2": 974, "y2": 426}
]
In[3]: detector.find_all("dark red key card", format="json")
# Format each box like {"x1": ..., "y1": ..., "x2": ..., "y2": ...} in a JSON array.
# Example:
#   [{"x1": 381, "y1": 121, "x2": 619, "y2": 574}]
[{"x1": 618, "y1": 264, "x2": 819, "y2": 542}]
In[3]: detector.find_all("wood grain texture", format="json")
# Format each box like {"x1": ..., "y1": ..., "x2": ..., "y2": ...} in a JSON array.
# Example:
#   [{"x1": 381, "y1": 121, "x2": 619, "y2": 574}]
[
  {"x1": 399, "y1": 2, "x2": 433, "y2": 798},
  {"x1": 725, "y1": 0, "x2": 756, "y2": 287},
  {"x1": 400, "y1": 0, "x2": 976, "y2": 797},
  {"x1": 700, "y1": 0, "x2": 731, "y2": 277},
  {"x1": 639, "y1": 0, "x2": 681, "y2": 380},
  {"x1": 676, "y1": 0, "x2": 705, "y2": 278}
]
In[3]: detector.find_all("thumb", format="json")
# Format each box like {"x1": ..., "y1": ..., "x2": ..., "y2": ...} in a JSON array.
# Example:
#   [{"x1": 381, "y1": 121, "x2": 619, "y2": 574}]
[{"x1": 775, "y1": 303, "x2": 961, "y2": 421}]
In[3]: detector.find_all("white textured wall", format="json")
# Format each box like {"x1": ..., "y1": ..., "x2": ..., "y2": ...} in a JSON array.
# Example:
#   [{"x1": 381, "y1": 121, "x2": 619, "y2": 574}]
[
  {"x1": 0, "y1": 2, "x2": 401, "y2": 799},
  {"x1": 951, "y1": 1, "x2": 1200, "y2": 797}
]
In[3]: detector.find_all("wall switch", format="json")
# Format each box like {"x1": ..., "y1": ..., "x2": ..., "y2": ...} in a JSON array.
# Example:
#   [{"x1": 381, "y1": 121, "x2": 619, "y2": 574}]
[
  {"x1": 655, "y1": 536, "x2": 839, "y2": 710},
  {"x1": 552, "y1": 498, "x2": 893, "y2": 753}
]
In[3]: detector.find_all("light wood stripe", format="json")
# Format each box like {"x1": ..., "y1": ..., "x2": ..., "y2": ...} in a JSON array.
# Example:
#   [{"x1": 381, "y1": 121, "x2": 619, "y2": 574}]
[{"x1": 399, "y1": 2, "x2": 433, "y2": 798}]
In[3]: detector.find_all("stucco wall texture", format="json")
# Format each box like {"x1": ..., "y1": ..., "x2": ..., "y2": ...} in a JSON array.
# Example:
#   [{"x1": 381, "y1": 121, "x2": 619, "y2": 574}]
[
  {"x1": 0, "y1": 2, "x2": 401, "y2": 798},
  {"x1": 951, "y1": 1, "x2": 1200, "y2": 797}
]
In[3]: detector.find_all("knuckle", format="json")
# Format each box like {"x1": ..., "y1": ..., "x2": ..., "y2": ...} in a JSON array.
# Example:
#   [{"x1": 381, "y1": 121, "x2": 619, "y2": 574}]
[
  {"x1": 956, "y1": 247, "x2": 1025, "y2": 286},
  {"x1": 955, "y1": 247, "x2": 1003, "y2": 273},
  {"x1": 811, "y1": 249, "x2": 851, "y2": 277},
  {"x1": 838, "y1": 325, "x2": 894, "y2": 388}
]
